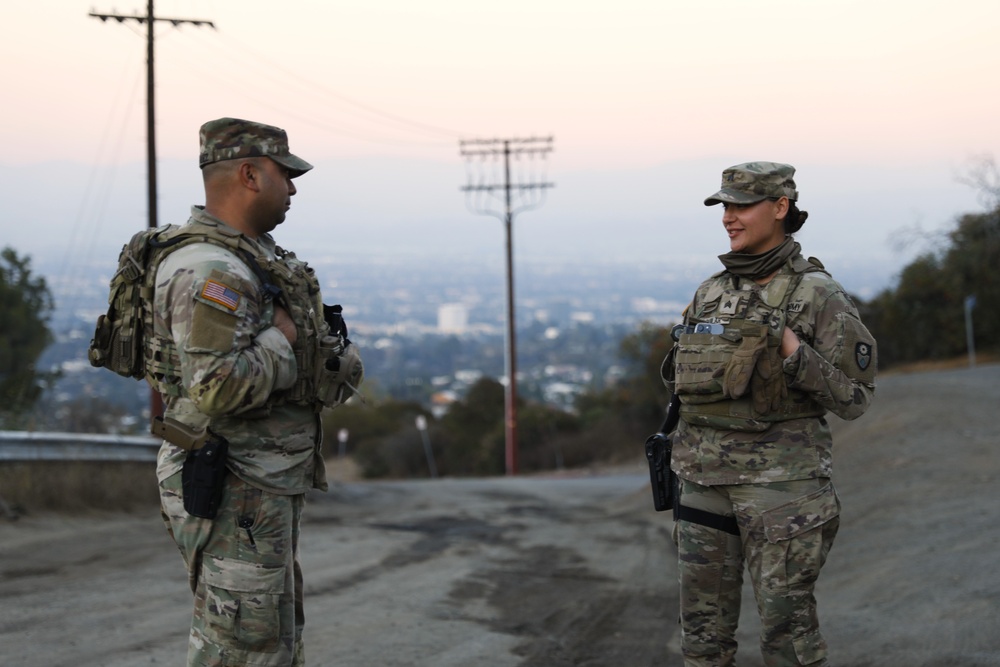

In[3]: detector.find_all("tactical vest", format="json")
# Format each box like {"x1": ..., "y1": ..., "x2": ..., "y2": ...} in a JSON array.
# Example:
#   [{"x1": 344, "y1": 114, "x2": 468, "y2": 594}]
[
  {"x1": 89, "y1": 221, "x2": 362, "y2": 411},
  {"x1": 669, "y1": 258, "x2": 826, "y2": 432}
]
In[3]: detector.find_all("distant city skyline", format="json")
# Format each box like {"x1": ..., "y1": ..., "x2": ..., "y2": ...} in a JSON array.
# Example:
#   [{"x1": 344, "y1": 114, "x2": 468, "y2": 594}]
[{"x1": 6, "y1": 153, "x2": 982, "y2": 313}]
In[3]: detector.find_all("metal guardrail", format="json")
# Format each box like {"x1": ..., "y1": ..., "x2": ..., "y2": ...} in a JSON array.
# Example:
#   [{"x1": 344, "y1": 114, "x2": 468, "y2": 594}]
[{"x1": 0, "y1": 431, "x2": 160, "y2": 463}]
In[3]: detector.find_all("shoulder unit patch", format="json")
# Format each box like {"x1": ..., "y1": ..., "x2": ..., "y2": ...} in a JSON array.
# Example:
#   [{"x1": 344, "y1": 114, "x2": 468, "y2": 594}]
[{"x1": 855, "y1": 342, "x2": 872, "y2": 371}]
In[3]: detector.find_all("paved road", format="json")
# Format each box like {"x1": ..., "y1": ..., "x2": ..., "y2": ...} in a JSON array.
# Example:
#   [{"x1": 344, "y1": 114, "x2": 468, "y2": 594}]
[{"x1": 1, "y1": 364, "x2": 998, "y2": 666}]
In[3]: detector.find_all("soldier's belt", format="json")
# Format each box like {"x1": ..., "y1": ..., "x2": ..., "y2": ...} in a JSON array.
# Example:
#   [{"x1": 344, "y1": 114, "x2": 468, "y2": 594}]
[{"x1": 151, "y1": 415, "x2": 212, "y2": 451}]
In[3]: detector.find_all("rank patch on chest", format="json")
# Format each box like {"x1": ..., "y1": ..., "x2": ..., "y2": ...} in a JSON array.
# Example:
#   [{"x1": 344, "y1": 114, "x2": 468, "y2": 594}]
[
  {"x1": 201, "y1": 279, "x2": 241, "y2": 311},
  {"x1": 719, "y1": 295, "x2": 741, "y2": 316}
]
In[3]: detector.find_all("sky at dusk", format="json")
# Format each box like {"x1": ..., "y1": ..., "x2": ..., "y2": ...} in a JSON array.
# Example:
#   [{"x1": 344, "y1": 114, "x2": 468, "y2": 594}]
[{"x1": 2, "y1": 0, "x2": 999, "y2": 297}]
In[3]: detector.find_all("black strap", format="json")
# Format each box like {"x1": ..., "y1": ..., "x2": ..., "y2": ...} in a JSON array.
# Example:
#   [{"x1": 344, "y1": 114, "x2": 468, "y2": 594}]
[
  {"x1": 675, "y1": 504, "x2": 741, "y2": 536},
  {"x1": 659, "y1": 392, "x2": 681, "y2": 434},
  {"x1": 148, "y1": 230, "x2": 284, "y2": 304},
  {"x1": 235, "y1": 248, "x2": 283, "y2": 303}
]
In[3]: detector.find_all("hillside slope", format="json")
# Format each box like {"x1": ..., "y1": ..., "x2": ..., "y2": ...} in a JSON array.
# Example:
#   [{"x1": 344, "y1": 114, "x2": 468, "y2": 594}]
[
  {"x1": 0, "y1": 364, "x2": 997, "y2": 666},
  {"x1": 803, "y1": 362, "x2": 1000, "y2": 666}
]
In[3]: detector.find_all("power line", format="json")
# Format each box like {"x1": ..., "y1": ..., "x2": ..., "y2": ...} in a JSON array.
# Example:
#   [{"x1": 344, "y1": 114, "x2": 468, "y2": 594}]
[
  {"x1": 89, "y1": 1, "x2": 215, "y2": 232},
  {"x1": 460, "y1": 137, "x2": 554, "y2": 476},
  {"x1": 205, "y1": 30, "x2": 468, "y2": 140},
  {"x1": 59, "y1": 55, "x2": 143, "y2": 295},
  {"x1": 162, "y1": 46, "x2": 455, "y2": 149},
  {"x1": 168, "y1": 27, "x2": 468, "y2": 146},
  {"x1": 89, "y1": 1, "x2": 214, "y2": 421}
]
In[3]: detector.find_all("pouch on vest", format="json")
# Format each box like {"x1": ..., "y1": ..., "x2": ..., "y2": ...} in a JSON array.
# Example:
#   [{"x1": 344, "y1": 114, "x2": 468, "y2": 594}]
[
  {"x1": 673, "y1": 332, "x2": 735, "y2": 398},
  {"x1": 315, "y1": 338, "x2": 364, "y2": 407},
  {"x1": 751, "y1": 343, "x2": 787, "y2": 415},
  {"x1": 659, "y1": 344, "x2": 677, "y2": 394},
  {"x1": 722, "y1": 326, "x2": 767, "y2": 399},
  {"x1": 88, "y1": 227, "x2": 162, "y2": 379}
]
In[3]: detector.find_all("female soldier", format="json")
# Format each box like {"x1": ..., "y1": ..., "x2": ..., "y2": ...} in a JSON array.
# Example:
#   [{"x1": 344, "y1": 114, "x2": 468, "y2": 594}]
[{"x1": 661, "y1": 162, "x2": 877, "y2": 666}]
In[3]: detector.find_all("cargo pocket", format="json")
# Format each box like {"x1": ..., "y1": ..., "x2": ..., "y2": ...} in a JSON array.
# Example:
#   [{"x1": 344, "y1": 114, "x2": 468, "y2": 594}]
[
  {"x1": 759, "y1": 483, "x2": 840, "y2": 591},
  {"x1": 316, "y1": 339, "x2": 364, "y2": 407},
  {"x1": 202, "y1": 555, "x2": 286, "y2": 653}
]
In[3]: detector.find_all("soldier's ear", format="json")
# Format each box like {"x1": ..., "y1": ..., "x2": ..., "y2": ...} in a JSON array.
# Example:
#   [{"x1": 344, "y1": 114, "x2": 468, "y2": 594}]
[
  {"x1": 773, "y1": 196, "x2": 789, "y2": 221},
  {"x1": 238, "y1": 161, "x2": 260, "y2": 192}
]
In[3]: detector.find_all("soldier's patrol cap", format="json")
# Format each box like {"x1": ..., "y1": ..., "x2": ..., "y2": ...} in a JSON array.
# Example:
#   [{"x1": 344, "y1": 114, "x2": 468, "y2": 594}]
[
  {"x1": 704, "y1": 161, "x2": 798, "y2": 206},
  {"x1": 199, "y1": 117, "x2": 313, "y2": 178}
]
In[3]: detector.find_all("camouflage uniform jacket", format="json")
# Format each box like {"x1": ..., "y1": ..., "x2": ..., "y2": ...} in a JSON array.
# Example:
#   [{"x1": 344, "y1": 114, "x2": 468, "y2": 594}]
[
  {"x1": 667, "y1": 251, "x2": 877, "y2": 485},
  {"x1": 153, "y1": 206, "x2": 327, "y2": 495}
]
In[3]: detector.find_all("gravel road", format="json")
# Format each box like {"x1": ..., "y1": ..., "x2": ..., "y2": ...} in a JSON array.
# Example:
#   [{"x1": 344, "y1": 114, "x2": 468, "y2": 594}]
[{"x1": 1, "y1": 364, "x2": 998, "y2": 666}]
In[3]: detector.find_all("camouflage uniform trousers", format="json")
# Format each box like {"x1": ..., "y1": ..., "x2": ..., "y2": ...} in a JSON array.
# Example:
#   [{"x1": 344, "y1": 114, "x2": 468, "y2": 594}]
[
  {"x1": 160, "y1": 470, "x2": 307, "y2": 667},
  {"x1": 672, "y1": 478, "x2": 840, "y2": 667}
]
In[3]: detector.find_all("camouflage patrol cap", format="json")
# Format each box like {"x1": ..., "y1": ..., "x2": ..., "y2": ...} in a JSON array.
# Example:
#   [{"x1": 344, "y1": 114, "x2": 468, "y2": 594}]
[
  {"x1": 704, "y1": 161, "x2": 798, "y2": 206},
  {"x1": 199, "y1": 117, "x2": 313, "y2": 178}
]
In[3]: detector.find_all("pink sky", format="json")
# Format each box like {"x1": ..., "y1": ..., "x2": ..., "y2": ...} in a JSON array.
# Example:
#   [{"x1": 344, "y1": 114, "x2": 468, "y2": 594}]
[
  {"x1": 2, "y1": 1, "x2": 998, "y2": 298},
  {"x1": 3, "y1": 0, "x2": 998, "y2": 170}
]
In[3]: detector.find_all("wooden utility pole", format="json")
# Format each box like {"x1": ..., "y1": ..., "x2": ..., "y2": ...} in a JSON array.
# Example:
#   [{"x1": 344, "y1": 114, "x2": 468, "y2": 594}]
[
  {"x1": 460, "y1": 137, "x2": 554, "y2": 475},
  {"x1": 89, "y1": 2, "x2": 214, "y2": 418},
  {"x1": 89, "y1": 2, "x2": 214, "y2": 232}
]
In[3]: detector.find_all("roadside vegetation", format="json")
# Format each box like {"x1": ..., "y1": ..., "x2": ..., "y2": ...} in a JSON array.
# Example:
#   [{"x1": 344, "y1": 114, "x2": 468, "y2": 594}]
[
  {"x1": 861, "y1": 158, "x2": 999, "y2": 367},
  {"x1": 0, "y1": 247, "x2": 56, "y2": 429}
]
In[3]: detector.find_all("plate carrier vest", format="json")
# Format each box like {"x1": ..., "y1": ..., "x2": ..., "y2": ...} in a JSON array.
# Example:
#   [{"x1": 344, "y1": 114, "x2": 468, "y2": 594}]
[
  {"x1": 88, "y1": 221, "x2": 362, "y2": 411},
  {"x1": 668, "y1": 256, "x2": 827, "y2": 432}
]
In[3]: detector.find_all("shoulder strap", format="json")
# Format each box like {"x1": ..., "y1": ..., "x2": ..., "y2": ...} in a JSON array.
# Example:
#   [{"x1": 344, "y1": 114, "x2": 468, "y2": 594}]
[
  {"x1": 757, "y1": 260, "x2": 813, "y2": 339},
  {"x1": 790, "y1": 252, "x2": 829, "y2": 276},
  {"x1": 148, "y1": 223, "x2": 283, "y2": 302}
]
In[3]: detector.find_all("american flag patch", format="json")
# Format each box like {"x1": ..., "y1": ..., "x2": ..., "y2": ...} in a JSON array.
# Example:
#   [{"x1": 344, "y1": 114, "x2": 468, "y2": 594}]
[{"x1": 201, "y1": 279, "x2": 241, "y2": 311}]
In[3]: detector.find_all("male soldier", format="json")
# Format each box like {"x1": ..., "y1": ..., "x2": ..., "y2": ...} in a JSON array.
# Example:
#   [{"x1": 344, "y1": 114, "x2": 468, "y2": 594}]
[{"x1": 155, "y1": 118, "x2": 359, "y2": 666}]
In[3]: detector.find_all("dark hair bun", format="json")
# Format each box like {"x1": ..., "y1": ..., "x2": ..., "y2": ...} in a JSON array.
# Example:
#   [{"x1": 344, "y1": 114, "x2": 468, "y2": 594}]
[
  {"x1": 785, "y1": 204, "x2": 808, "y2": 234},
  {"x1": 793, "y1": 209, "x2": 808, "y2": 233}
]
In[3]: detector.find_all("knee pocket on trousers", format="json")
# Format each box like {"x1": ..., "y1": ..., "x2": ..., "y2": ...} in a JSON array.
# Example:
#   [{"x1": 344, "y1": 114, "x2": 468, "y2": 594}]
[
  {"x1": 792, "y1": 629, "x2": 828, "y2": 664},
  {"x1": 759, "y1": 483, "x2": 840, "y2": 590},
  {"x1": 202, "y1": 555, "x2": 286, "y2": 653}
]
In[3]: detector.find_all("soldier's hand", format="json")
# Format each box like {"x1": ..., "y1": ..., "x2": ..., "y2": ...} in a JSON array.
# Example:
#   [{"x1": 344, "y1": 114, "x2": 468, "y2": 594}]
[
  {"x1": 779, "y1": 326, "x2": 800, "y2": 359},
  {"x1": 273, "y1": 305, "x2": 298, "y2": 345}
]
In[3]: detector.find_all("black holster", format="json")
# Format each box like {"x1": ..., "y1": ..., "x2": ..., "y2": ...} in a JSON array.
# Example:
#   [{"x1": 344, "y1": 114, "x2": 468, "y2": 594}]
[
  {"x1": 181, "y1": 435, "x2": 229, "y2": 519},
  {"x1": 645, "y1": 432, "x2": 677, "y2": 512}
]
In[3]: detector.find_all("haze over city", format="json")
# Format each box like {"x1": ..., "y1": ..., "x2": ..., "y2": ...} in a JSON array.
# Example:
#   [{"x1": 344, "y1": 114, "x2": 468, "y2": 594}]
[{"x1": 3, "y1": 0, "x2": 999, "y2": 306}]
